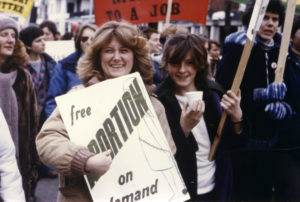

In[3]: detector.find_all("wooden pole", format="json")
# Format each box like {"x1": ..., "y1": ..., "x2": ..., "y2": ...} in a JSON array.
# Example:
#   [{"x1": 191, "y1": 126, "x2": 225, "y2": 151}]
[
  {"x1": 208, "y1": 38, "x2": 254, "y2": 161},
  {"x1": 208, "y1": 0, "x2": 269, "y2": 161},
  {"x1": 275, "y1": 0, "x2": 297, "y2": 83},
  {"x1": 165, "y1": 0, "x2": 173, "y2": 25}
]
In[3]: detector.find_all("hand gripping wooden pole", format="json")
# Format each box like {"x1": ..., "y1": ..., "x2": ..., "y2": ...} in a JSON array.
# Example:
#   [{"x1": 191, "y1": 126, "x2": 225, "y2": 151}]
[
  {"x1": 208, "y1": 0, "x2": 270, "y2": 161},
  {"x1": 208, "y1": 38, "x2": 254, "y2": 161},
  {"x1": 275, "y1": 0, "x2": 297, "y2": 83}
]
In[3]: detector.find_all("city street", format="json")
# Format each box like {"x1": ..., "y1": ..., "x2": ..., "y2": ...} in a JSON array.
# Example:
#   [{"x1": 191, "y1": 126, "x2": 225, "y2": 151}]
[{"x1": 35, "y1": 176, "x2": 58, "y2": 202}]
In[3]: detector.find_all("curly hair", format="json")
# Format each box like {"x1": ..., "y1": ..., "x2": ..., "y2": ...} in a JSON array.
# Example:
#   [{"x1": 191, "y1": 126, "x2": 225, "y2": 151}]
[
  {"x1": 77, "y1": 21, "x2": 153, "y2": 85},
  {"x1": 1, "y1": 39, "x2": 28, "y2": 73},
  {"x1": 162, "y1": 34, "x2": 209, "y2": 87}
]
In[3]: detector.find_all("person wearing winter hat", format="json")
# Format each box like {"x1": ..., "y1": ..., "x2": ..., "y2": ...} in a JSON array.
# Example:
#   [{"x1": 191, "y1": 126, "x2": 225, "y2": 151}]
[
  {"x1": 0, "y1": 15, "x2": 39, "y2": 202},
  {"x1": 20, "y1": 25, "x2": 58, "y2": 179},
  {"x1": 20, "y1": 25, "x2": 56, "y2": 130}
]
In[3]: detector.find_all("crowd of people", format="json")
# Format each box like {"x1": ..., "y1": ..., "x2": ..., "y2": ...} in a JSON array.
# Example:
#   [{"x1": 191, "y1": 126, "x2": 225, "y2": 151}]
[{"x1": 0, "y1": 0, "x2": 299, "y2": 201}]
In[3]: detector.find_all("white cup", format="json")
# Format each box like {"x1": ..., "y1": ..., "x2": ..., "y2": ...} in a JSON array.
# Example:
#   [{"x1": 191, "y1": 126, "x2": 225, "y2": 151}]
[{"x1": 186, "y1": 91, "x2": 203, "y2": 107}]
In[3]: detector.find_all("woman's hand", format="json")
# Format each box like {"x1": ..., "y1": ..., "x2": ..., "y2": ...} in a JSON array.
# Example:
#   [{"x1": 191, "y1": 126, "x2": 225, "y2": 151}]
[
  {"x1": 85, "y1": 150, "x2": 112, "y2": 176},
  {"x1": 221, "y1": 90, "x2": 243, "y2": 122},
  {"x1": 180, "y1": 100, "x2": 205, "y2": 137}
]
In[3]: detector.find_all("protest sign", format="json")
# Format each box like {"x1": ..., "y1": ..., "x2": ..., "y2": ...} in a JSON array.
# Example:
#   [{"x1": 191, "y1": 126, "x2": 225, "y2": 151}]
[
  {"x1": 55, "y1": 72, "x2": 189, "y2": 202},
  {"x1": 94, "y1": 0, "x2": 209, "y2": 26},
  {"x1": 0, "y1": 0, "x2": 34, "y2": 19},
  {"x1": 45, "y1": 40, "x2": 75, "y2": 62}
]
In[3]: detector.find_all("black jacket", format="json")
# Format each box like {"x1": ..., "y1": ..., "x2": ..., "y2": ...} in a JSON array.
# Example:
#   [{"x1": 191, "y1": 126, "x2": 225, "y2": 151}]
[{"x1": 155, "y1": 77, "x2": 247, "y2": 200}]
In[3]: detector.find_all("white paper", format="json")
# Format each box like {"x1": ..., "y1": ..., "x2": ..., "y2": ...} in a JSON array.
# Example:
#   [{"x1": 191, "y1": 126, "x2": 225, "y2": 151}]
[{"x1": 55, "y1": 72, "x2": 189, "y2": 202}]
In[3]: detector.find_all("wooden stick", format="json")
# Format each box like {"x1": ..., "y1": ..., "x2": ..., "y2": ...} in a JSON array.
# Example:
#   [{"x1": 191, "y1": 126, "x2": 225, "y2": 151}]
[
  {"x1": 165, "y1": 0, "x2": 173, "y2": 25},
  {"x1": 208, "y1": 38, "x2": 254, "y2": 161},
  {"x1": 275, "y1": 0, "x2": 297, "y2": 83}
]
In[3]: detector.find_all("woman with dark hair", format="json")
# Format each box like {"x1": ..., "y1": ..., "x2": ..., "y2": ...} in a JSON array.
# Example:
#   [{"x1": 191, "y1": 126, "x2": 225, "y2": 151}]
[
  {"x1": 40, "y1": 20, "x2": 59, "y2": 41},
  {"x1": 45, "y1": 23, "x2": 97, "y2": 118},
  {"x1": 155, "y1": 34, "x2": 246, "y2": 201},
  {"x1": 0, "y1": 15, "x2": 39, "y2": 202},
  {"x1": 36, "y1": 21, "x2": 176, "y2": 202}
]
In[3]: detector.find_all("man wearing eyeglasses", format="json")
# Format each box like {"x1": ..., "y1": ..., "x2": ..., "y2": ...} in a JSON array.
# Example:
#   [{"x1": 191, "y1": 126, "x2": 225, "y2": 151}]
[{"x1": 45, "y1": 24, "x2": 97, "y2": 118}]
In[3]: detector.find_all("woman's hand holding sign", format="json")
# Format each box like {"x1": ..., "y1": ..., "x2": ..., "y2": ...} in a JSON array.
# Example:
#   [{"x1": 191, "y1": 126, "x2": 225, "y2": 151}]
[{"x1": 85, "y1": 150, "x2": 112, "y2": 176}]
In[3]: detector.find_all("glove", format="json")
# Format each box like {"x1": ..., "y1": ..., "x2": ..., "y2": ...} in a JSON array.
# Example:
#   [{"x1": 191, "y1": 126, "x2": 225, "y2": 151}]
[
  {"x1": 253, "y1": 82, "x2": 287, "y2": 103},
  {"x1": 264, "y1": 101, "x2": 293, "y2": 120}
]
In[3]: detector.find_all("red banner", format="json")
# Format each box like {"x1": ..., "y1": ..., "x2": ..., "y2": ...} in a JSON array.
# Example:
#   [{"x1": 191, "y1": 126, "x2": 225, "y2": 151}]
[{"x1": 94, "y1": 0, "x2": 209, "y2": 26}]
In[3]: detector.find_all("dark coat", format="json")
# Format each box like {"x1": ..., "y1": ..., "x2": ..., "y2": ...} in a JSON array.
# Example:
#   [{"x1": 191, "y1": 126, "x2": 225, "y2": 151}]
[
  {"x1": 277, "y1": 46, "x2": 300, "y2": 149},
  {"x1": 216, "y1": 31, "x2": 282, "y2": 149},
  {"x1": 155, "y1": 77, "x2": 246, "y2": 201},
  {"x1": 45, "y1": 51, "x2": 82, "y2": 117},
  {"x1": 26, "y1": 53, "x2": 56, "y2": 129},
  {"x1": 14, "y1": 68, "x2": 39, "y2": 201}
]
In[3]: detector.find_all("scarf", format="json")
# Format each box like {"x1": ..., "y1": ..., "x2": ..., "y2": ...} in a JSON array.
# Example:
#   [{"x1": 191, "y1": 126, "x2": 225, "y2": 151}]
[{"x1": 0, "y1": 71, "x2": 19, "y2": 158}]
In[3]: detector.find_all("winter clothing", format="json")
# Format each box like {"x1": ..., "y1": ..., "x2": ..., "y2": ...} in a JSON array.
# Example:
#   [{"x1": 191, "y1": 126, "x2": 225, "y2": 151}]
[
  {"x1": 25, "y1": 53, "x2": 56, "y2": 129},
  {"x1": 152, "y1": 53, "x2": 167, "y2": 85},
  {"x1": 0, "y1": 15, "x2": 18, "y2": 37},
  {"x1": 269, "y1": 46, "x2": 300, "y2": 201},
  {"x1": 0, "y1": 109, "x2": 25, "y2": 202},
  {"x1": 36, "y1": 76, "x2": 176, "y2": 202},
  {"x1": 265, "y1": 101, "x2": 293, "y2": 120},
  {"x1": 0, "y1": 71, "x2": 19, "y2": 157},
  {"x1": 253, "y1": 82, "x2": 287, "y2": 102},
  {"x1": 155, "y1": 77, "x2": 247, "y2": 201},
  {"x1": 216, "y1": 30, "x2": 282, "y2": 200},
  {"x1": 277, "y1": 46, "x2": 300, "y2": 148},
  {"x1": 0, "y1": 68, "x2": 39, "y2": 201},
  {"x1": 45, "y1": 51, "x2": 82, "y2": 117},
  {"x1": 216, "y1": 30, "x2": 282, "y2": 146}
]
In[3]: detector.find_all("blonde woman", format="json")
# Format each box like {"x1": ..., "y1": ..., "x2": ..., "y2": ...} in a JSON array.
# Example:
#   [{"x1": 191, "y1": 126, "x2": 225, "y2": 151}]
[{"x1": 36, "y1": 21, "x2": 176, "y2": 202}]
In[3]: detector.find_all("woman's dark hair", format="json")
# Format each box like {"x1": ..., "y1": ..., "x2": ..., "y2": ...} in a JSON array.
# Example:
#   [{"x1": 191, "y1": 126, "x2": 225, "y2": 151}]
[
  {"x1": 242, "y1": 0, "x2": 285, "y2": 27},
  {"x1": 291, "y1": 16, "x2": 300, "y2": 39},
  {"x1": 40, "y1": 20, "x2": 59, "y2": 36},
  {"x1": 162, "y1": 34, "x2": 209, "y2": 87}
]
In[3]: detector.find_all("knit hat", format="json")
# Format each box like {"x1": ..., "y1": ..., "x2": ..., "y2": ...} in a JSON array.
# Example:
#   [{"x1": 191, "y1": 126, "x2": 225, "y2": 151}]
[
  {"x1": 19, "y1": 25, "x2": 44, "y2": 46},
  {"x1": 0, "y1": 15, "x2": 18, "y2": 38}
]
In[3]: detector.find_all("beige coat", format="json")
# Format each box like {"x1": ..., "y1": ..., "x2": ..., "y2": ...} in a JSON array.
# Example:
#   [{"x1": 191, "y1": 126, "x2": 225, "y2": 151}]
[{"x1": 36, "y1": 82, "x2": 176, "y2": 202}]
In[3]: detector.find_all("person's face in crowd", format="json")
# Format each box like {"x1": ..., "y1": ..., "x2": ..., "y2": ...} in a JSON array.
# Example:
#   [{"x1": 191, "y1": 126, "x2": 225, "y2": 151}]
[
  {"x1": 148, "y1": 33, "x2": 161, "y2": 53},
  {"x1": 0, "y1": 28, "x2": 16, "y2": 59},
  {"x1": 80, "y1": 28, "x2": 95, "y2": 53},
  {"x1": 28, "y1": 35, "x2": 45, "y2": 55},
  {"x1": 257, "y1": 12, "x2": 279, "y2": 43},
  {"x1": 166, "y1": 51, "x2": 197, "y2": 94},
  {"x1": 100, "y1": 37, "x2": 134, "y2": 79},
  {"x1": 42, "y1": 27, "x2": 55, "y2": 41},
  {"x1": 208, "y1": 43, "x2": 220, "y2": 61},
  {"x1": 291, "y1": 29, "x2": 300, "y2": 53}
]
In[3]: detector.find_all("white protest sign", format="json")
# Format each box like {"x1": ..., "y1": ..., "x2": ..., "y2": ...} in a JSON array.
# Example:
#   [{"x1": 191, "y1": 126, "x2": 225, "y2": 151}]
[
  {"x1": 45, "y1": 40, "x2": 75, "y2": 62},
  {"x1": 55, "y1": 72, "x2": 189, "y2": 202}
]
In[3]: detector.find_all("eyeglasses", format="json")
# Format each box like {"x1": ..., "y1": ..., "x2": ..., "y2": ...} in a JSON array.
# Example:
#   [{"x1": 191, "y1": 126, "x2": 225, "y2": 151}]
[{"x1": 81, "y1": 36, "x2": 92, "y2": 43}]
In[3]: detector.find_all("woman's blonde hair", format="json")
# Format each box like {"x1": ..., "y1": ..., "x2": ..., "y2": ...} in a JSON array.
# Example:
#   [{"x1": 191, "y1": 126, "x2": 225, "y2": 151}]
[{"x1": 77, "y1": 21, "x2": 153, "y2": 85}]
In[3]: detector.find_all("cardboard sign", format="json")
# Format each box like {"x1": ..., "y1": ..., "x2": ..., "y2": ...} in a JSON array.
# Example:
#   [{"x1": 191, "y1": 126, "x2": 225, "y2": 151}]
[
  {"x1": 94, "y1": 0, "x2": 209, "y2": 26},
  {"x1": 45, "y1": 40, "x2": 75, "y2": 62},
  {"x1": 0, "y1": 0, "x2": 34, "y2": 19},
  {"x1": 55, "y1": 73, "x2": 189, "y2": 202}
]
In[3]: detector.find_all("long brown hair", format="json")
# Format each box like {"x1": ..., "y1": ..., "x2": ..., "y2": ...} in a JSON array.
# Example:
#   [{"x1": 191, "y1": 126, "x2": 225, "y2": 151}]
[{"x1": 77, "y1": 21, "x2": 153, "y2": 85}]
